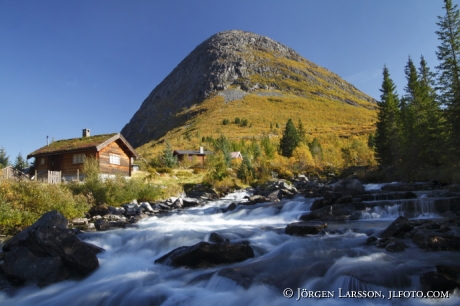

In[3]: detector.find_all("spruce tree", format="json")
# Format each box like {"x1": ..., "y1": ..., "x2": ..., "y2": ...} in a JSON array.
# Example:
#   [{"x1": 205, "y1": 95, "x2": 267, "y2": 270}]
[
  {"x1": 436, "y1": 0, "x2": 460, "y2": 157},
  {"x1": 0, "y1": 147, "x2": 9, "y2": 168},
  {"x1": 213, "y1": 135, "x2": 232, "y2": 167},
  {"x1": 375, "y1": 66, "x2": 401, "y2": 168},
  {"x1": 418, "y1": 56, "x2": 444, "y2": 165},
  {"x1": 13, "y1": 153, "x2": 29, "y2": 171},
  {"x1": 398, "y1": 57, "x2": 443, "y2": 178},
  {"x1": 237, "y1": 156, "x2": 254, "y2": 184},
  {"x1": 161, "y1": 142, "x2": 177, "y2": 168},
  {"x1": 279, "y1": 119, "x2": 300, "y2": 157}
]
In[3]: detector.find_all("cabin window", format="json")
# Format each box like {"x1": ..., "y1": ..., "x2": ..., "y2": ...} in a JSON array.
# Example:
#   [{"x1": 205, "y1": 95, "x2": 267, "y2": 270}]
[
  {"x1": 109, "y1": 154, "x2": 120, "y2": 165},
  {"x1": 72, "y1": 153, "x2": 86, "y2": 164},
  {"x1": 40, "y1": 158, "x2": 45, "y2": 165}
]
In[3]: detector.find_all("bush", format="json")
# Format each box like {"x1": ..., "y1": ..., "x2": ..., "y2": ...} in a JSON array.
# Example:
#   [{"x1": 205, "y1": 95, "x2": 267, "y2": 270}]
[
  {"x1": 0, "y1": 180, "x2": 90, "y2": 234},
  {"x1": 69, "y1": 175, "x2": 162, "y2": 207}
]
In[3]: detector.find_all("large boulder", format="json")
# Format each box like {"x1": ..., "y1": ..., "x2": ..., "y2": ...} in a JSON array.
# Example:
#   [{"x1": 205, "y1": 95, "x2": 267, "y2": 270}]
[
  {"x1": 285, "y1": 221, "x2": 327, "y2": 236},
  {"x1": 385, "y1": 238, "x2": 407, "y2": 252},
  {"x1": 2, "y1": 210, "x2": 68, "y2": 252},
  {"x1": 379, "y1": 216, "x2": 413, "y2": 238},
  {"x1": 412, "y1": 230, "x2": 460, "y2": 251},
  {"x1": 155, "y1": 241, "x2": 254, "y2": 268},
  {"x1": 1, "y1": 247, "x2": 69, "y2": 286},
  {"x1": 327, "y1": 179, "x2": 364, "y2": 196},
  {"x1": 182, "y1": 197, "x2": 201, "y2": 208},
  {"x1": 24, "y1": 227, "x2": 100, "y2": 276},
  {"x1": 0, "y1": 210, "x2": 103, "y2": 286},
  {"x1": 420, "y1": 271, "x2": 459, "y2": 292}
]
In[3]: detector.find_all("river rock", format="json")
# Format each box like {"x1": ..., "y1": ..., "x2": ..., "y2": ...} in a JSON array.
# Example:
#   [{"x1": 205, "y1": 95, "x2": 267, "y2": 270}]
[
  {"x1": 0, "y1": 212, "x2": 103, "y2": 287},
  {"x1": 420, "y1": 271, "x2": 459, "y2": 292},
  {"x1": 122, "y1": 203, "x2": 141, "y2": 216},
  {"x1": 267, "y1": 190, "x2": 282, "y2": 202},
  {"x1": 385, "y1": 238, "x2": 406, "y2": 252},
  {"x1": 24, "y1": 226, "x2": 100, "y2": 276},
  {"x1": 379, "y1": 216, "x2": 413, "y2": 238},
  {"x1": 246, "y1": 195, "x2": 267, "y2": 205},
  {"x1": 154, "y1": 241, "x2": 254, "y2": 268},
  {"x1": 71, "y1": 218, "x2": 88, "y2": 226},
  {"x1": 285, "y1": 221, "x2": 327, "y2": 236},
  {"x1": 1, "y1": 247, "x2": 70, "y2": 286},
  {"x1": 412, "y1": 230, "x2": 460, "y2": 251},
  {"x1": 94, "y1": 219, "x2": 111, "y2": 231},
  {"x1": 186, "y1": 185, "x2": 219, "y2": 200},
  {"x1": 140, "y1": 202, "x2": 154, "y2": 213},
  {"x1": 2, "y1": 210, "x2": 68, "y2": 252},
  {"x1": 222, "y1": 202, "x2": 237, "y2": 213},
  {"x1": 327, "y1": 179, "x2": 364, "y2": 196},
  {"x1": 182, "y1": 197, "x2": 201, "y2": 208},
  {"x1": 171, "y1": 198, "x2": 183, "y2": 209},
  {"x1": 209, "y1": 232, "x2": 229, "y2": 243},
  {"x1": 310, "y1": 192, "x2": 343, "y2": 211},
  {"x1": 107, "y1": 206, "x2": 125, "y2": 215}
]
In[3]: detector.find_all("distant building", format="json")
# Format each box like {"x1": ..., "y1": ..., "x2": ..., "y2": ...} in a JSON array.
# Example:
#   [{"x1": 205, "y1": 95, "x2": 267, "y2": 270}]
[
  {"x1": 230, "y1": 152, "x2": 243, "y2": 160},
  {"x1": 173, "y1": 147, "x2": 213, "y2": 166},
  {"x1": 1, "y1": 165, "x2": 29, "y2": 180},
  {"x1": 27, "y1": 129, "x2": 139, "y2": 181}
]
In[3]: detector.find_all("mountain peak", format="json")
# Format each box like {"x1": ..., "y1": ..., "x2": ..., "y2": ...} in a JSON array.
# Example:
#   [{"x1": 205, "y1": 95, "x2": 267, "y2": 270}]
[{"x1": 121, "y1": 30, "x2": 376, "y2": 147}]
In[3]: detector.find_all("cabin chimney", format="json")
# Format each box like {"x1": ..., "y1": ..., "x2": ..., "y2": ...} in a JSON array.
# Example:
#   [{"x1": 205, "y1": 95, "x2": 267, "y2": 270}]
[
  {"x1": 82, "y1": 128, "x2": 90, "y2": 137},
  {"x1": 199, "y1": 146, "x2": 204, "y2": 154},
  {"x1": 47, "y1": 136, "x2": 49, "y2": 146}
]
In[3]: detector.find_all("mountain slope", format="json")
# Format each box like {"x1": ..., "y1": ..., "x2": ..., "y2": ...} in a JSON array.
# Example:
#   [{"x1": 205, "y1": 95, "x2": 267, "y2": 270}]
[{"x1": 121, "y1": 30, "x2": 377, "y2": 148}]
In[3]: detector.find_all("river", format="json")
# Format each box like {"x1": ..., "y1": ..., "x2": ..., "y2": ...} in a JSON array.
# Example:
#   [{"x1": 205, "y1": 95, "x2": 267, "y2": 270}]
[{"x1": 1, "y1": 187, "x2": 459, "y2": 305}]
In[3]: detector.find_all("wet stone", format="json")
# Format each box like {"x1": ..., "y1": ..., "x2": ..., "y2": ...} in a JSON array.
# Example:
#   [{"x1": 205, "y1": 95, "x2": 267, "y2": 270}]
[{"x1": 285, "y1": 221, "x2": 328, "y2": 236}]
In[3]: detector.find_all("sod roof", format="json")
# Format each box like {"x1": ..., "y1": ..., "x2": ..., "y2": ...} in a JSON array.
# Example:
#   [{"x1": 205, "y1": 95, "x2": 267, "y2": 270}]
[{"x1": 27, "y1": 133, "x2": 139, "y2": 159}]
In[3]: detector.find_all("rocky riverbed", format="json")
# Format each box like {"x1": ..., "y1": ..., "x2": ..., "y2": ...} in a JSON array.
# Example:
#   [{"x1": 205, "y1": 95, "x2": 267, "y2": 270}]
[{"x1": 1, "y1": 178, "x2": 460, "y2": 305}]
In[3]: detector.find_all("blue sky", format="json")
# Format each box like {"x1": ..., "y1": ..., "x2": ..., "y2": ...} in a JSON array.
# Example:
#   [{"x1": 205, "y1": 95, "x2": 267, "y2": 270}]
[{"x1": 0, "y1": 1, "x2": 450, "y2": 164}]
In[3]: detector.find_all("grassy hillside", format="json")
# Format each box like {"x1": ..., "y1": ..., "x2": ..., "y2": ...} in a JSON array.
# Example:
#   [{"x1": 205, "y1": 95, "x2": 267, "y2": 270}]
[{"x1": 136, "y1": 90, "x2": 377, "y2": 169}]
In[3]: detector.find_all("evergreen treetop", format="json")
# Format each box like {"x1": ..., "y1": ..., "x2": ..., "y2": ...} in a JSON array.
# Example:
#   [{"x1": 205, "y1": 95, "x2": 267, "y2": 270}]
[{"x1": 279, "y1": 119, "x2": 300, "y2": 158}]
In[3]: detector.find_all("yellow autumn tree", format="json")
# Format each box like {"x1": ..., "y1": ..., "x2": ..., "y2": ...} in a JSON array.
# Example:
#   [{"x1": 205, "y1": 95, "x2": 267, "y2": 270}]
[{"x1": 290, "y1": 144, "x2": 316, "y2": 174}]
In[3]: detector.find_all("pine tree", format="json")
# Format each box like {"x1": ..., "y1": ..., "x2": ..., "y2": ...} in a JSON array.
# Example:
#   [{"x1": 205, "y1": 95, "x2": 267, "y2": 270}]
[
  {"x1": 213, "y1": 135, "x2": 232, "y2": 167},
  {"x1": 418, "y1": 56, "x2": 444, "y2": 165},
  {"x1": 0, "y1": 147, "x2": 9, "y2": 168},
  {"x1": 161, "y1": 142, "x2": 177, "y2": 168},
  {"x1": 237, "y1": 156, "x2": 254, "y2": 184},
  {"x1": 13, "y1": 153, "x2": 29, "y2": 171},
  {"x1": 279, "y1": 119, "x2": 300, "y2": 157},
  {"x1": 375, "y1": 66, "x2": 401, "y2": 168},
  {"x1": 436, "y1": 0, "x2": 460, "y2": 158}
]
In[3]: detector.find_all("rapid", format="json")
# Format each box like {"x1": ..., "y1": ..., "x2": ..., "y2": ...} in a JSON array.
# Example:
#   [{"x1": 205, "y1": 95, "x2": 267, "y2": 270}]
[{"x1": 1, "y1": 187, "x2": 459, "y2": 306}]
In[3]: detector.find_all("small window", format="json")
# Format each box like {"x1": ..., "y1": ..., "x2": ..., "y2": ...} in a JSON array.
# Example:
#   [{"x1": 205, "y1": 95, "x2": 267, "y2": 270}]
[
  {"x1": 109, "y1": 154, "x2": 120, "y2": 165},
  {"x1": 40, "y1": 158, "x2": 45, "y2": 165},
  {"x1": 73, "y1": 153, "x2": 86, "y2": 164}
]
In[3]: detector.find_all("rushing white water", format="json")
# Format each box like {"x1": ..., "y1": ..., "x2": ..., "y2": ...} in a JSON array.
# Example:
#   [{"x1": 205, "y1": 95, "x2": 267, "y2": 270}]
[{"x1": 1, "y1": 191, "x2": 458, "y2": 306}]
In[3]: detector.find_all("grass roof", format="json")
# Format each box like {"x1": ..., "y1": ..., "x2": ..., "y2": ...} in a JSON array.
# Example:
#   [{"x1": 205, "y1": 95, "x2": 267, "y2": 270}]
[{"x1": 27, "y1": 133, "x2": 118, "y2": 158}]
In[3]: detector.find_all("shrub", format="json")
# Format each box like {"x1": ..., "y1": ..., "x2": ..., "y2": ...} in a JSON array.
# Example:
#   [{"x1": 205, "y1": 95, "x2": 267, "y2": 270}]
[{"x1": 0, "y1": 180, "x2": 90, "y2": 234}]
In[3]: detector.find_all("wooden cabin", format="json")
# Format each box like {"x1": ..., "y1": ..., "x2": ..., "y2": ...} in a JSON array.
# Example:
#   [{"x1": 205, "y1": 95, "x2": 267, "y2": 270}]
[
  {"x1": 173, "y1": 147, "x2": 213, "y2": 166},
  {"x1": 27, "y1": 129, "x2": 139, "y2": 181}
]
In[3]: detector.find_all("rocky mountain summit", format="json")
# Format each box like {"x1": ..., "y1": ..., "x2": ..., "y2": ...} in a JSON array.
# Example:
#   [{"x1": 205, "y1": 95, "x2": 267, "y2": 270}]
[{"x1": 122, "y1": 30, "x2": 376, "y2": 147}]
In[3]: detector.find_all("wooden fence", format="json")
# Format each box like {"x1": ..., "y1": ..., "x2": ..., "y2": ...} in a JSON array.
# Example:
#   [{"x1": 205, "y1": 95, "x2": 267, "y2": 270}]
[
  {"x1": 1, "y1": 167, "x2": 29, "y2": 180},
  {"x1": 47, "y1": 171, "x2": 61, "y2": 184},
  {"x1": 1, "y1": 168, "x2": 62, "y2": 184}
]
